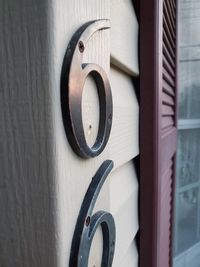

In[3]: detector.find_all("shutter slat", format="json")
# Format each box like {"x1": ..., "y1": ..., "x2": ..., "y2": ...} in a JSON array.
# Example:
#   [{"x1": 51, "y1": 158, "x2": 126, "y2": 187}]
[
  {"x1": 163, "y1": 55, "x2": 175, "y2": 78},
  {"x1": 163, "y1": 79, "x2": 175, "y2": 97},
  {"x1": 163, "y1": 2, "x2": 176, "y2": 42},
  {"x1": 163, "y1": 5, "x2": 175, "y2": 40},
  {"x1": 162, "y1": 104, "x2": 174, "y2": 116},
  {"x1": 163, "y1": 15, "x2": 175, "y2": 48},
  {"x1": 162, "y1": 92, "x2": 174, "y2": 106},
  {"x1": 164, "y1": 0, "x2": 176, "y2": 29},
  {"x1": 163, "y1": 42, "x2": 175, "y2": 69},
  {"x1": 163, "y1": 68, "x2": 175, "y2": 88},
  {"x1": 169, "y1": 0, "x2": 176, "y2": 20},
  {"x1": 171, "y1": 0, "x2": 176, "y2": 10},
  {"x1": 163, "y1": 30, "x2": 175, "y2": 61}
]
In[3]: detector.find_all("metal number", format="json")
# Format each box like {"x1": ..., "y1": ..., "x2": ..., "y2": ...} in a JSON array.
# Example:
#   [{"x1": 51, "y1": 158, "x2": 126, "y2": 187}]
[
  {"x1": 61, "y1": 20, "x2": 115, "y2": 266},
  {"x1": 61, "y1": 20, "x2": 113, "y2": 158},
  {"x1": 69, "y1": 160, "x2": 116, "y2": 267}
]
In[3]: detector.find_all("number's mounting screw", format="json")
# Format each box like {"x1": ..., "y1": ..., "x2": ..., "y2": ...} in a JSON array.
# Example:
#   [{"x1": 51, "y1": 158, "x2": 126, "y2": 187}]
[
  {"x1": 85, "y1": 216, "x2": 90, "y2": 227},
  {"x1": 79, "y1": 41, "x2": 85, "y2": 53}
]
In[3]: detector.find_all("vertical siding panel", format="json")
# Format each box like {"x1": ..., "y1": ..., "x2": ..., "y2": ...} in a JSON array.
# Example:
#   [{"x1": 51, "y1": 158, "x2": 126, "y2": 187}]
[
  {"x1": 51, "y1": 1, "x2": 111, "y2": 266},
  {"x1": 110, "y1": 1, "x2": 140, "y2": 265}
]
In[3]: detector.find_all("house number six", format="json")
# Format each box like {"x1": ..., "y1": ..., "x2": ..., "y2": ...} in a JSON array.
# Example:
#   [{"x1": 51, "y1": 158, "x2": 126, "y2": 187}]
[
  {"x1": 61, "y1": 20, "x2": 115, "y2": 266},
  {"x1": 61, "y1": 20, "x2": 113, "y2": 158}
]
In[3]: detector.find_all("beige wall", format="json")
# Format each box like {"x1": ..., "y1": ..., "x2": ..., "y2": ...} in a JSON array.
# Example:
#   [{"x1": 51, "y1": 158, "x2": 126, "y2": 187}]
[{"x1": 0, "y1": 0, "x2": 139, "y2": 266}]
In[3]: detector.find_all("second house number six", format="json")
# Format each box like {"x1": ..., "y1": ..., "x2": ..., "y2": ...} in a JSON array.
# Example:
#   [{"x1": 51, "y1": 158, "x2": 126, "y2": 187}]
[{"x1": 60, "y1": 20, "x2": 116, "y2": 267}]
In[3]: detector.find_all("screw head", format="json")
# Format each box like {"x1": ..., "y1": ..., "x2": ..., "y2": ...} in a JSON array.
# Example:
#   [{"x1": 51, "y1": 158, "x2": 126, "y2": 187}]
[
  {"x1": 79, "y1": 41, "x2": 84, "y2": 53},
  {"x1": 85, "y1": 216, "x2": 90, "y2": 227}
]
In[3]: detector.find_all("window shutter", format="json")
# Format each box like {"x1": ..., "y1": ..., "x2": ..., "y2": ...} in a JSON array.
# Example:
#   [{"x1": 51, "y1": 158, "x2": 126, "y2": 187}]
[{"x1": 140, "y1": 0, "x2": 178, "y2": 267}]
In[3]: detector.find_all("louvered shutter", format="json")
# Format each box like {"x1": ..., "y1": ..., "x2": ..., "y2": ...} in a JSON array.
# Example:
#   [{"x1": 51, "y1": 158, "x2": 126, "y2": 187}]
[{"x1": 140, "y1": 0, "x2": 178, "y2": 267}]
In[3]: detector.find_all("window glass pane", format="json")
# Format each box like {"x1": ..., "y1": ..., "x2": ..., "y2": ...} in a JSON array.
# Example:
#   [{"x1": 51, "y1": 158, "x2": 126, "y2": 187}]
[
  {"x1": 173, "y1": 0, "x2": 200, "y2": 266},
  {"x1": 177, "y1": 130, "x2": 200, "y2": 187},
  {"x1": 175, "y1": 130, "x2": 200, "y2": 256},
  {"x1": 178, "y1": 0, "x2": 200, "y2": 119},
  {"x1": 179, "y1": 62, "x2": 200, "y2": 119},
  {"x1": 176, "y1": 187, "x2": 199, "y2": 254}
]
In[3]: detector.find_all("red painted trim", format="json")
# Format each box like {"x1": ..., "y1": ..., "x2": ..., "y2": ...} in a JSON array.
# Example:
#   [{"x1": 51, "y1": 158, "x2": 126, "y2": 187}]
[
  {"x1": 139, "y1": 1, "x2": 178, "y2": 266},
  {"x1": 139, "y1": 1, "x2": 159, "y2": 266}
]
